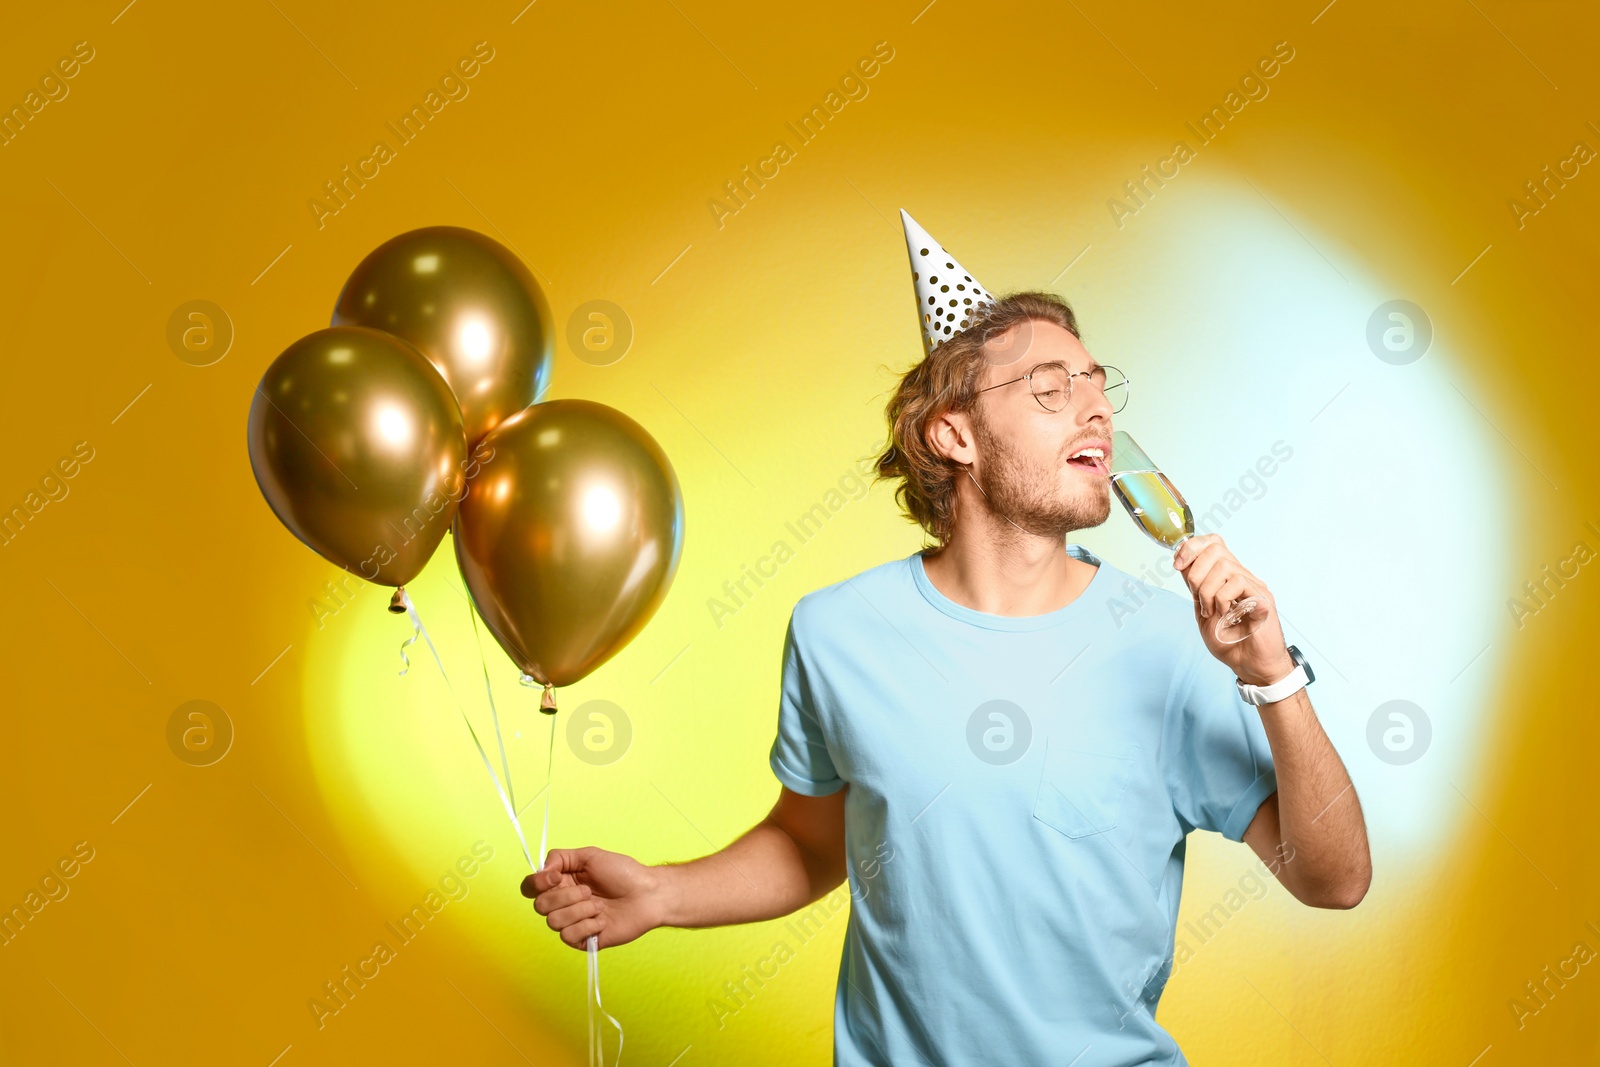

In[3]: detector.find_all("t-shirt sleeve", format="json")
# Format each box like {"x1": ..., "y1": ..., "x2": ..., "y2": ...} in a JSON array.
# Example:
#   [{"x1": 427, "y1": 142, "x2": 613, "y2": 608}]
[
  {"x1": 768, "y1": 607, "x2": 845, "y2": 796},
  {"x1": 1164, "y1": 633, "x2": 1278, "y2": 842}
]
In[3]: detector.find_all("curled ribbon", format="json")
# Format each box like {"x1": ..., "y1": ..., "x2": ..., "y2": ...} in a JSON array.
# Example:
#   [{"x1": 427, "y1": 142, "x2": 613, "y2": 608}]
[
  {"x1": 397, "y1": 628, "x2": 419, "y2": 676},
  {"x1": 589, "y1": 933, "x2": 624, "y2": 1067}
]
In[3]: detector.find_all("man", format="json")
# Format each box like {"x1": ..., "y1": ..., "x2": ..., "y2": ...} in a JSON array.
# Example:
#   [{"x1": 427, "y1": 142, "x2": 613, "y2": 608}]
[{"x1": 521, "y1": 210, "x2": 1371, "y2": 1066}]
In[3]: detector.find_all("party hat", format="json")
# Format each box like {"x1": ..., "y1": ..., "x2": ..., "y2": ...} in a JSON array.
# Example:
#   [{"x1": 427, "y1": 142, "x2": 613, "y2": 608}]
[{"x1": 900, "y1": 209, "x2": 997, "y2": 356}]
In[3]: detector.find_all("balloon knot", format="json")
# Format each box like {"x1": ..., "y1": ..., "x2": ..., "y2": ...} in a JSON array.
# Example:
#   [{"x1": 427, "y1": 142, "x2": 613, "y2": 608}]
[
  {"x1": 517, "y1": 672, "x2": 557, "y2": 713},
  {"x1": 388, "y1": 587, "x2": 408, "y2": 614}
]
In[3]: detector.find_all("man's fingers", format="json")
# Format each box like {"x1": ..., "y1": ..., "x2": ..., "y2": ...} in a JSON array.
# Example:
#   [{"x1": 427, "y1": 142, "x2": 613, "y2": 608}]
[
  {"x1": 1204, "y1": 574, "x2": 1253, "y2": 619},
  {"x1": 520, "y1": 847, "x2": 600, "y2": 897},
  {"x1": 1175, "y1": 541, "x2": 1226, "y2": 587},
  {"x1": 516, "y1": 846, "x2": 617, "y2": 950},
  {"x1": 548, "y1": 898, "x2": 601, "y2": 929},
  {"x1": 560, "y1": 913, "x2": 606, "y2": 949},
  {"x1": 1173, "y1": 533, "x2": 1222, "y2": 570},
  {"x1": 1176, "y1": 536, "x2": 1239, "y2": 579},
  {"x1": 520, "y1": 868, "x2": 566, "y2": 897},
  {"x1": 549, "y1": 898, "x2": 604, "y2": 939},
  {"x1": 533, "y1": 884, "x2": 592, "y2": 916}
]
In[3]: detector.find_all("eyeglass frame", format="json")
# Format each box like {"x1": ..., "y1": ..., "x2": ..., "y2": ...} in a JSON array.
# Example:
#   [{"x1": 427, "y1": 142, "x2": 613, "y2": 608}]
[{"x1": 974, "y1": 360, "x2": 1130, "y2": 414}]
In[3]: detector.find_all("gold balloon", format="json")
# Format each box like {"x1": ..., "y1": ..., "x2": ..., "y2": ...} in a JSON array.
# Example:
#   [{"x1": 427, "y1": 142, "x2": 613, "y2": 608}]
[
  {"x1": 247, "y1": 326, "x2": 469, "y2": 587},
  {"x1": 331, "y1": 226, "x2": 553, "y2": 445},
  {"x1": 454, "y1": 399, "x2": 684, "y2": 689}
]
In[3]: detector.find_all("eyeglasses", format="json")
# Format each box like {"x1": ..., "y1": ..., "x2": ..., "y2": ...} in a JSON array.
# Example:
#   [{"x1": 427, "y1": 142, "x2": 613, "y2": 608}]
[{"x1": 976, "y1": 362, "x2": 1129, "y2": 414}]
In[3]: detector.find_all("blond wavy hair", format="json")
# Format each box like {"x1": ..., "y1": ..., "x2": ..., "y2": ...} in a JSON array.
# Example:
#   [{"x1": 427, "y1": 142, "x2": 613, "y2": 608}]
[{"x1": 870, "y1": 290, "x2": 1083, "y2": 547}]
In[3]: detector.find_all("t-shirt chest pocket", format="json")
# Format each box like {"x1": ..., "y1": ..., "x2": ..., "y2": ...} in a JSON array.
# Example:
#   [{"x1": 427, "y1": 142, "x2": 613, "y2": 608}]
[{"x1": 1032, "y1": 737, "x2": 1142, "y2": 838}]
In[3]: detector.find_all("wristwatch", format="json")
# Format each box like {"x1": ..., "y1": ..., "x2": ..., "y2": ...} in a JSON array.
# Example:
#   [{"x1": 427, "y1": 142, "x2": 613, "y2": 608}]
[{"x1": 1236, "y1": 645, "x2": 1315, "y2": 706}]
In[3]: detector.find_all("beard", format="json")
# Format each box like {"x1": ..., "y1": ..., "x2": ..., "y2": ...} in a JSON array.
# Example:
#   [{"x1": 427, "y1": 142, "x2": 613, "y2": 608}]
[{"x1": 969, "y1": 409, "x2": 1111, "y2": 537}]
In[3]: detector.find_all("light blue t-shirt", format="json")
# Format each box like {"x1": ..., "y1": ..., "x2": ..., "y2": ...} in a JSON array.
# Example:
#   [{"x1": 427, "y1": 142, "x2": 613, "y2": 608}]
[{"x1": 768, "y1": 546, "x2": 1278, "y2": 1067}]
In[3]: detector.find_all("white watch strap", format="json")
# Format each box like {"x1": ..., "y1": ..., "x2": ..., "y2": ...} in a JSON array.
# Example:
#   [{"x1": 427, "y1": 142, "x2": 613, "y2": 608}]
[{"x1": 1237, "y1": 664, "x2": 1309, "y2": 706}]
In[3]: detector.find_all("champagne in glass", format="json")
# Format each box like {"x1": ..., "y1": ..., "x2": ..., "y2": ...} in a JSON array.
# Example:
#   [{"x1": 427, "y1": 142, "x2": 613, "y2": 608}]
[
  {"x1": 1110, "y1": 469, "x2": 1193, "y2": 550},
  {"x1": 1108, "y1": 430, "x2": 1262, "y2": 644}
]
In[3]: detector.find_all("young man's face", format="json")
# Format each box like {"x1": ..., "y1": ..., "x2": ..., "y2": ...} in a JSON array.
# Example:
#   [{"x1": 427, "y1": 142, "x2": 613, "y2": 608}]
[{"x1": 967, "y1": 318, "x2": 1114, "y2": 538}]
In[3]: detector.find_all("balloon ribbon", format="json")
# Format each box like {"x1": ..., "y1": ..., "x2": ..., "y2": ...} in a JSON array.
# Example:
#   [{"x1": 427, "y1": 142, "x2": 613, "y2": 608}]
[
  {"x1": 397, "y1": 589, "x2": 533, "y2": 869},
  {"x1": 430, "y1": 606, "x2": 620, "y2": 1067},
  {"x1": 509, "y1": 671, "x2": 625, "y2": 1067}
]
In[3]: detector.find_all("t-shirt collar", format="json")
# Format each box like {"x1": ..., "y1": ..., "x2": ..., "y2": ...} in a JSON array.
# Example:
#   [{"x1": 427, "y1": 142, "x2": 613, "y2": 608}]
[{"x1": 909, "y1": 545, "x2": 1108, "y2": 632}]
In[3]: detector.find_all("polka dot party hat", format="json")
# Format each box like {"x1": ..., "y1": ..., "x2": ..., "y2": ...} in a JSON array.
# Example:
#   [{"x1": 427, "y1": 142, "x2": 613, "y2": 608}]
[{"x1": 900, "y1": 208, "x2": 997, "y2": 356}]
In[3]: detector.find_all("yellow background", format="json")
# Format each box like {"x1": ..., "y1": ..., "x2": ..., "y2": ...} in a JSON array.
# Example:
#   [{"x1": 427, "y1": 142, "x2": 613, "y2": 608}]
[{"x1": 1, "y1": 0, "x2": 1597, "y2": 1063}]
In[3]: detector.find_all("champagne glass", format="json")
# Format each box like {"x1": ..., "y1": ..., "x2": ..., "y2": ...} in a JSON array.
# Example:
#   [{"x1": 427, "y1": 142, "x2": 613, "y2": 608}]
[{"x1": 1108, "y1": 430, "x2": 1263, "y2": 644}]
